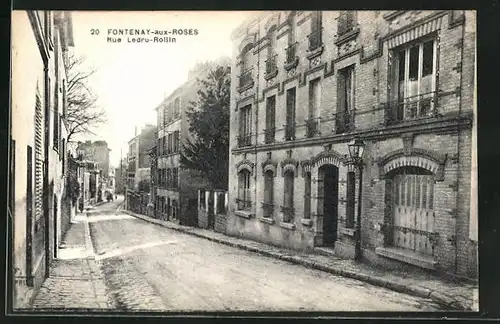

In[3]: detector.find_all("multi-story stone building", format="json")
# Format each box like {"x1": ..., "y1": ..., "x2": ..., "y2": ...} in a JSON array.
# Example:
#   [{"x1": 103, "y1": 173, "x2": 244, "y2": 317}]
[
  {"x1": 228, "y1": 10, "x2": 477, "y2": 279},
  {"x1": 10, "y1": 10, "x2": 74, "y2": 308},
  {"x1": 154, "y1": 59, "x2": 229, "y2": 226},
  {"x1": 76, "y1": 140, "x2": 111, "y2": 179},
  {"x1": 126, "y1": 125, "x2": 157, "y2": 191}
]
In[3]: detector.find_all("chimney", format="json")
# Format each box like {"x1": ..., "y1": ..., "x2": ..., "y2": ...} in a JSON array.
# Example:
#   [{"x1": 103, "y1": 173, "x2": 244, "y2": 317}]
[{"x1": 135, "y1": 126, "x2": 138, "y2": 136}]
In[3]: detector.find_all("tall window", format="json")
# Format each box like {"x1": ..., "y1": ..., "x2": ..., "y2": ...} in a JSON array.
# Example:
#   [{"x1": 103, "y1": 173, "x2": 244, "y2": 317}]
[
  {"x1": 285, "y1": 12, "x2": 297, "y2": 65},
  {"x1": 263, "y1": 170, "x2": 274, "y2": 218},
  {"x1": 239, "y1": 44, "x2": 254, "y2": 89},
  {"x1": 265, "y1": 96, "x2": 276, "y2": 144},
  {"x1": 238, "y1": 105, "x2": 252, "y2": 147},
  {"x1": 304, "y1": 172, "x2": 312, "y2": 219},
  {"x1": 237, "y1": 169, "x2": 251, "y2": 210},
  {"x1": 167, "y1": 133, "x2": 173, "y2": 154},
  {"x1": 162, "y1": 136, "x2": 166, "y2": 155},
  {"x1": 282, "y1": 170, "x2": 294, "y2": 222},
  {"x1": 173, "y1": 131, "x2": 180, "y2": 153},
  {"x1": 346, "y1": 171, "x2": 356, "y2": 228},
  {"x1": 265, "y1": 27, "x2": 278, "y2": 76},
  {"x1": 285, "y1": 88, "x2": 296, "y2": 141},
  {"x1": 167, "y1": 169, "x2": 172, "y2": 188},
  {"x1": 308, "y1": 11, "x2": 322, "y2": 50},
  {"x1": 163, "y1": 106, "x2": 168, "y2": 126},
  {"x1": 338, "y1": 11, "x2": 357, "y2": 37},
  {"x1": 307, "y1": 78, "x2": 321, "y2": 138},
  {"x1": 173, "y1": 98, "x2": 180, "y2": 119},
  {"x1": 172, "y1": 168, "x2": 178, "y2": 189},
  {"x1": 390, "y1": 38, "x2": 437, "y2": 122},
  {"x1": 336, "y1": 65, "x2": 355, "y2": 133}
]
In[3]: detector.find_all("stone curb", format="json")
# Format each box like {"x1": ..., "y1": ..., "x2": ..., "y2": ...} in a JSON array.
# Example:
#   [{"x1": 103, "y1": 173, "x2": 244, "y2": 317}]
[
  {"x1": 83, "y1": 214, "x2": 110, "y2": 309},
  {"x1": 122, "y1": 210, "x2": 469, "y2": 311}
]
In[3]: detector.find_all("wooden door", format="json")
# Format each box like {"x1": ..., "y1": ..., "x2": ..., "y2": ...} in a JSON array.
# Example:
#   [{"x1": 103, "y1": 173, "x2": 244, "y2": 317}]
[{"x1": 392, "y1": 171, "x2": 435, "y2": 255}]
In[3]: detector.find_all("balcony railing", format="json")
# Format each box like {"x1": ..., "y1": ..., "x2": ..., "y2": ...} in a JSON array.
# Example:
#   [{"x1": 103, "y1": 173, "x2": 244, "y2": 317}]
[
  {"x1": 334, "y1": 109, "x2": 354, "y2": 134},
  {"x1": 307, "y1": 29, "x2": 322, "y2": 51},
  {"x1": 281, "y1": 206, "x2": 295, "y2": 223},
  {"x1": 237, "y1": 134, "x2": 252, "y2": 148},
  {"x1": 238, "y1": 68, "x2": 254, "y2": 90},
  {"x1": 236, "y1": 198, "x2": 252, "y2": 211},
  {"x1": 305, "y1": 118, "x2": 320, "y2": 138},
  {"x1": 262, "y1": 202, "x2": 274, "y2": 218},
  {"x1": 384, "y1": 91, "x2": 438, "y2": 126},
  {"x1": 284, "y1": 122, "x2": 296, "y2": 141},
  {"x1": 264, "y1": 127, "x2": 275, "y2": 144},
  {"x1": 265, "y1": 55, "x2": 278, "y2": 77},
  {"x1": 285, "y1": 42, "x2": 298, "y2": 66}
]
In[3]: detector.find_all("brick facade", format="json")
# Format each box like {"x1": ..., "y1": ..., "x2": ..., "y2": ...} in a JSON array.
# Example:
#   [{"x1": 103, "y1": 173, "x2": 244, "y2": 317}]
[{"x1": 228, "y1": 10, "x2": 476, "y2": 279}]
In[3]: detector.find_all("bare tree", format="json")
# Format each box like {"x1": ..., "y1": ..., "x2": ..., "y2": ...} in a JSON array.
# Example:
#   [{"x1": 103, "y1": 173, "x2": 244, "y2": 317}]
[{"x1": 64, "y1": 52, "x2": 106, "y2": 143}]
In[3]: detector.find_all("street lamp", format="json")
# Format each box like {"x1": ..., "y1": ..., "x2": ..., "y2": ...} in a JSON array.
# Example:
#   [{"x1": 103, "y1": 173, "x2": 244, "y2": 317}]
[{"x1": 348, "y1": 138, "x2": 365, "y2": 262}]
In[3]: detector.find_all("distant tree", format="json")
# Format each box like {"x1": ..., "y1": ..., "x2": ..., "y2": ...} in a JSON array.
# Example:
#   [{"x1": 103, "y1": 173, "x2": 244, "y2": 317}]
[
  {"x1": 180, "y1": 65, "x2": 230, "y2": 190},
  {"x1": 64, "y1": 52, "x2": 107, "y2": 143},
  {"x1": 138, "y1": 179, "x2": 150, "y2": 193}
]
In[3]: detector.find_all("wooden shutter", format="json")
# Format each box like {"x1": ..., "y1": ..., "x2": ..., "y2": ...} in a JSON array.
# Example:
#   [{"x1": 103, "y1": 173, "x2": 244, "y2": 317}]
[{"x1": 34, "y1": 94, "x2": 44, "y2": 222}]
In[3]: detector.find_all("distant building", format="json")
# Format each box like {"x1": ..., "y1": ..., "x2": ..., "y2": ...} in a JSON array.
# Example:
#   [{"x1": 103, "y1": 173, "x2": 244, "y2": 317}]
[
  {"x1": 154, "y1": 58, "x2": 230, "y2": 226},
  {"x1": 115, "y1": 157, "x2": 127, "y2": 194},
  {"x1": 76, "y1": 140, "x2": 111, "y2": 178},
  {"x1": 127, "y1": 125, "x2": 157, "y2": 191}
]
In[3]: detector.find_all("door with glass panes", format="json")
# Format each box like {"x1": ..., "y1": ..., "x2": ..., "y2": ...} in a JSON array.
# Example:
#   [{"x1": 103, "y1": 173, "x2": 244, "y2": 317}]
[{"x1": 391, "y1": 167, "x2": 436, "y2": 256}]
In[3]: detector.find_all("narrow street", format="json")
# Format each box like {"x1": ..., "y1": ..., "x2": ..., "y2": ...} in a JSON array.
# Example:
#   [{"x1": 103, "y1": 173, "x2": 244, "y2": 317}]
[{"x1": 86, "y1": 199, "x2": 443, "y2": 312}]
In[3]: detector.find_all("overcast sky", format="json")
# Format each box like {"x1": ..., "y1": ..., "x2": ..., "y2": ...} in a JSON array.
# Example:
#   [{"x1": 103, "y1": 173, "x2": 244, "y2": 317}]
[{"x1": 70, "y1": 11, "x2": 253, "y2": 168}]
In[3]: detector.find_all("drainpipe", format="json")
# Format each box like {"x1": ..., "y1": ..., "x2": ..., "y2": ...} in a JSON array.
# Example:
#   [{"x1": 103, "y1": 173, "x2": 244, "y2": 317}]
[
  {"x1": 43, "y1": 64, "x2": 50, "y2": 278},
  {"x1": 253, "y1": 18, "x2": 261, "y2": 218}
]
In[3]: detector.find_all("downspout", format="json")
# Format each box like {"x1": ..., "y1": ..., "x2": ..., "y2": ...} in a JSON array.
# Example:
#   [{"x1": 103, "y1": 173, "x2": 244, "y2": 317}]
[
  {"x1": 453, "y1": 12, "x2": 466, "y2": 275},
  {"x1": 43, "y1": 63, "x2": 50, "y2": 278},
  {"x1": 254, "y1": 18, "x2": 261, "y2": 218}
]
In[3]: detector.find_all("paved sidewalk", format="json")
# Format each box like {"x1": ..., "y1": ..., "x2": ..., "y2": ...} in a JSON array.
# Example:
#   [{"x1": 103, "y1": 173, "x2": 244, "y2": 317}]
[
  {"x1": 30, "y1": 214, "x2": 114, "y2": 310},
  {"x1": 123, "y1": 210, "x2": 478, "y2": 311}
]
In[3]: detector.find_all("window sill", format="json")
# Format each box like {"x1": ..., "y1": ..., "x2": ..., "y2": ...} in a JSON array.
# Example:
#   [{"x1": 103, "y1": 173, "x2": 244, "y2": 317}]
[
  {"x1": 375, "y1": 246, "x2": 437, "y2": 270},
  {"x1": 340, "y1": 227, "x2": 356, "y2": 237},
  {"x1": 264, "y1": 69, "x2": 278, "y2": 80},
  {"x1": 280, "y1": 222, "x2": 296, "y2": 230},
  {"x1": 259, "y1": 217, "x2": 275, "y2": 225},
  {"x1": 306, "y1": 45, "x2": 324, "y2": 60},
  {"x1": 301, "y1": 219, "x2": 313, "y2": 226},
  {"x1": 235, "y1": 210, "x2": 253, "y2": 219},
  {"x1": 237, "y1": 81, "x2": 255, "y2": 94},
  {"x1": 335, "y1": 27, "x2": 360, "y2": 46},
  {"x1": 284, "y1": 57, "x2": 299, "y2": 71}
]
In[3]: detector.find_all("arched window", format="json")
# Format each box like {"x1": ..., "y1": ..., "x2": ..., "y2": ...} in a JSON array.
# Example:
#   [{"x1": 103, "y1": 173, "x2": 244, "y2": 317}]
[
  {"x1": 241, "y1": 43, "x2": 253, "y2": 72},
  {"x1": 282, "y1": 170, "x2": 295, "y2": 222},
  {"x1": 237, "y1": 169, "x2": 251, "y2": 211},
  {"x1": 263, "y1": 170, "x2": 274, "y2": 217}
]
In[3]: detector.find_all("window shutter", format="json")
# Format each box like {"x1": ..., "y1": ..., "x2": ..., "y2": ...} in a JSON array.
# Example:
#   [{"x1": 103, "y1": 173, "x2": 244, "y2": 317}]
[{"x1": 34, "y1": 94, "x2": 44, "y2": 222}]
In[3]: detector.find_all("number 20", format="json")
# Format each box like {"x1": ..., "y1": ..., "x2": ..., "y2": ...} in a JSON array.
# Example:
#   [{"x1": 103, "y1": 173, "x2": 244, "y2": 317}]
[{"x1": 90, "y1": 29, "x2": 100, "y2": 35}]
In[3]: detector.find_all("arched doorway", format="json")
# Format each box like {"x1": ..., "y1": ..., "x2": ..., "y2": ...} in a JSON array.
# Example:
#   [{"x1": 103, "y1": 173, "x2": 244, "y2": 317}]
[
  {"x1": 318, "y1": 164, "x2": 339, "y2": 246},
  {"x1": 386, "y1": 166, "x2": 436, "y2": 256}
]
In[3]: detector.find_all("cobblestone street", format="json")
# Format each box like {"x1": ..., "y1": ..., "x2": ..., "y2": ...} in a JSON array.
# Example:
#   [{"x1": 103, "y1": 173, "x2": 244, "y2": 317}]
[{"x1": 84, "y1": 201, "x2": 444, "y2": 312}]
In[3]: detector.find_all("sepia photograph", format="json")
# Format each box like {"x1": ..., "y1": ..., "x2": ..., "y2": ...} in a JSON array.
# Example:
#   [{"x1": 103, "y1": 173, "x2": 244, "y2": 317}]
[{"x1": 8, "y1": 10, "x2": 478, "y2": 314}]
